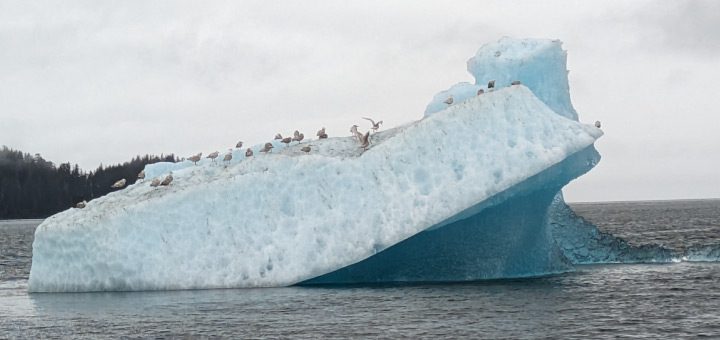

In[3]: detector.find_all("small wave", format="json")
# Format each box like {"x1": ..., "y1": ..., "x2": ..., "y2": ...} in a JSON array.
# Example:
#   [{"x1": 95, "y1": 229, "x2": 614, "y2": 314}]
[{"x1": 0, "y1": 279, "x2": 29, "y2": 294}]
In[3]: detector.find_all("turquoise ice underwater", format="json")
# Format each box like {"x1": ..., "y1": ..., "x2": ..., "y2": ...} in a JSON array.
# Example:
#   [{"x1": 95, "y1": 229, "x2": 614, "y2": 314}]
[{"x1": 27, "y1": 38, "x2": 719, "y2": 292}]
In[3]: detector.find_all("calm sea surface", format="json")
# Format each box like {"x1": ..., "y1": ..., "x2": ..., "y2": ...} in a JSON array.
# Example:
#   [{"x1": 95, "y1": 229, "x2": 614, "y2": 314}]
[{"x1": 1, "y1": 200, "x2": 719, "y2": 339}]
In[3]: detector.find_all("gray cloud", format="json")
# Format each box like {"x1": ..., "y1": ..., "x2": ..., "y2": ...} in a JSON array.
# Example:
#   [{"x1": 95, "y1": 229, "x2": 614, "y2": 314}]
[
  {"x1": 657, "y1": 1, "x2": 720, "y2": 54},
  {"x1": 626, "y1": 0, "x2": 720, "y2": 56}
]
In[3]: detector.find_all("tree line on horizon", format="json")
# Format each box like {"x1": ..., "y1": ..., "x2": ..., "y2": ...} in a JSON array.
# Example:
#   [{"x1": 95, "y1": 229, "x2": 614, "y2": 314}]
[{"x1": 0, "y1": 145, "x2": 179, "y2": 219}]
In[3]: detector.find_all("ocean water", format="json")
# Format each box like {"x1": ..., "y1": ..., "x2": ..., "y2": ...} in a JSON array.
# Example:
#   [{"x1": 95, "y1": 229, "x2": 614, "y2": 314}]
[
  {"x1": 1, "y1": 200, "x2": 719, "y2": 339},
  {"x1": 571, "y1": 199, "x2": 720, "y2": 252}
]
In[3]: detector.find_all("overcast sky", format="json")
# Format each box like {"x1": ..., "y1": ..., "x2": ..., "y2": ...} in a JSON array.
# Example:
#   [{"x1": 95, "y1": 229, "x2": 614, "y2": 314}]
[{"x1": 1, "y1": 0, "x2": 718, "y2": 202}]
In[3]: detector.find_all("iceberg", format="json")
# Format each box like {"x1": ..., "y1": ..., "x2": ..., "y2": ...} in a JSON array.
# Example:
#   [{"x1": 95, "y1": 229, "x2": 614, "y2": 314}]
[{"x1": 30, "y1": 37, "x2": 613, "y2": 292}]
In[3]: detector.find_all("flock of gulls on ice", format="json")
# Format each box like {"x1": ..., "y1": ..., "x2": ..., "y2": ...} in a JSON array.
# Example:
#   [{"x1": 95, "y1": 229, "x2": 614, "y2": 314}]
[
  {"x1": 74, "y1": 116, "x2": 384, "y2": 209},
  {"x1": 75, "y1": 80, "x2": 601, "y2": 209}
]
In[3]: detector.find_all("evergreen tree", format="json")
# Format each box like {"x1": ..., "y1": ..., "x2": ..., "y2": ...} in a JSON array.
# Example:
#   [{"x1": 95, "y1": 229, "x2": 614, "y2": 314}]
[{"x1": 0, "y1": 145, "x2": 179, "y2": 219}]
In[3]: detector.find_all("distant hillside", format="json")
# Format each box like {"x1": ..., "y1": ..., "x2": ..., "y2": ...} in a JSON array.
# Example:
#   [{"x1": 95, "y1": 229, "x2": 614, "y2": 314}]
[{"x1": 0, "y1": 146, "x2": 178, "y2": 219}]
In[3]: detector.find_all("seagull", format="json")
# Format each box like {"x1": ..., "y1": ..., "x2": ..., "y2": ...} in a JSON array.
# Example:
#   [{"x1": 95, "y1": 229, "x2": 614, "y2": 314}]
[
  {"x1": 274, "y1": 133, "x2": 283, "y2": 140},
  {"x1": 362, "y1": 117, "x2": 383, "y2": 132},
  {"x1": 443, "y1": 96, "x2": 454, "y2": 105},
  {"x1": 137, "y1": 170, "x2": 145, "y2": 181},
  {"x1": 511, "y1": 80, "x2": 522, "y2": 85},
  {"x1": 359, "y1": 131, "x2": 370, "y2": 150},
  {"x1": 301, "y1": 146, "x2": 311, "y2": 153},
  {"x1": 188, "y1": 153, "x2": 202, "y2": 165},
  {"x1": 260, "y1": 143, "x2": 274, "y2": 153},
  {"x1": 111, "y1": 179, "x2": 126, "y2": 189},
  {"x1": 150, "y1": 178, "x2": 161, "y2": 187},
  {"x1": 223, "y1": 149, "x2": 233, "y2": 164},
  {"x1": 292, "y1": 130, "x2": 305, "y2": 142},
  {"x1": 350, "y1": 125, "x2": 363, "y2": 142},
  {"x1": 245, "y1": 148, "x2": 254, "y2": 157},
  {"x1": 236, "y1": 141, "x2": 243, "y2": 149},
  {"x1": 160, "y1": 173, "x2": 173, "y2": 186},
  {"x1": 488, "y1": 80, "x2": 495, "y2": 89},
  {"x1": 76, "y1": 201, "x2": 87, "y2": 209},
  {"x1": 477, "y1": 89, "x2": 485, "y2": 96},
  {"x1": 595, "y1": 121, "x2": 602, "y2": 128},
  {"x1": 207, "y1": 151, "x2": 219, "y2": 162},
  {"x1": 281, "y1": 137, "x2": 292, "y2": 144},
  {"x1": 316, "y1": 127, "x2": 326, "y2": 138}
]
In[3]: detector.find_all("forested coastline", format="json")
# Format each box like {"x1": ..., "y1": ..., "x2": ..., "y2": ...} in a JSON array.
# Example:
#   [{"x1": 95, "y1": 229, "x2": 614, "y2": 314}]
[{"x1": 0, "y1": 146, "x2": 178, "y2": 219}]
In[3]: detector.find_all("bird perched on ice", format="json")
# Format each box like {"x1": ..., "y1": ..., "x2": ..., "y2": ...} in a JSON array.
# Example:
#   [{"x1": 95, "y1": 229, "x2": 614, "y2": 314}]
[
  {"x1": 281, "y1": 137, "x2": 292, "y2": 145},
  {"x1": 245, "y1": 148, "x2": 254, "y2": 157},
  {"x1": 223, "y1": 149, "x2": 233, "y2": 164},
  {"x1": 150, "y1": 178, "x2": 161, "y2": 187},
  {"x1": 188, "y1": 153, "x2": 202, "y2": 165},
  {"x1": 292, "y1": 130, "x2": 305, "y2": 142},
  {"x1": 137, "y1": 170, "x2": 145, "y2": 181},
  {"x1": 75, "y1": 201, "x2": 87, "y2": 209},
  {"x1": 260, "y1": 143, "x2": 274, "y2": 153},
  {"x1": 511, "y1": 80, "x2": 522, "y2": 86},
  {"x1": 488, "y1": 80, "x2": 496, "y2": 90},
  {"x1": 362, "y1": 117, "x2": 383, "y2": 132},
  {"x1": 350, "y1": 125, "x2": 363, "y2": 142},
  {"x1": 477, "y1": 89, "x2": 485, "y2": 96},
  {"x1": 236, "y1": 141, "x2": 243, "y2": 149},
  {"x1": 160, "y1": 172, "x2": 173, "y2": 186},
  {"x1": 207, "y1": 151, "x2": 220, "y2": 162},
  {"x1": 443, "y1": 96, "x2": 454, "y2": 105},
  {"x1": 316, "y1": 127, "x2": 326, "y2": 138},
  {"x1": 274, "y1": 133, "x2": 283, "y2": 140},
  {"x1": 111, "y1": 179, "x2": 126, "y2": 189},
  {"x1": 359, "y1": 131, "x2": 371, "y2": 150},
  {"x1": 595, "y1": 121, "x2": 602, "y2": 128},
  {"x1": 301, "y1": 146, "x2": 311, "y2": 153}
]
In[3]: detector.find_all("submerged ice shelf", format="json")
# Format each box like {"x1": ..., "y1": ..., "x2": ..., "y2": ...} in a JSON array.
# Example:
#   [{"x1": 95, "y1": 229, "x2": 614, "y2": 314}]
[{"x1": 36, "y1": 37, "x2": 702, "y2": 293}]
